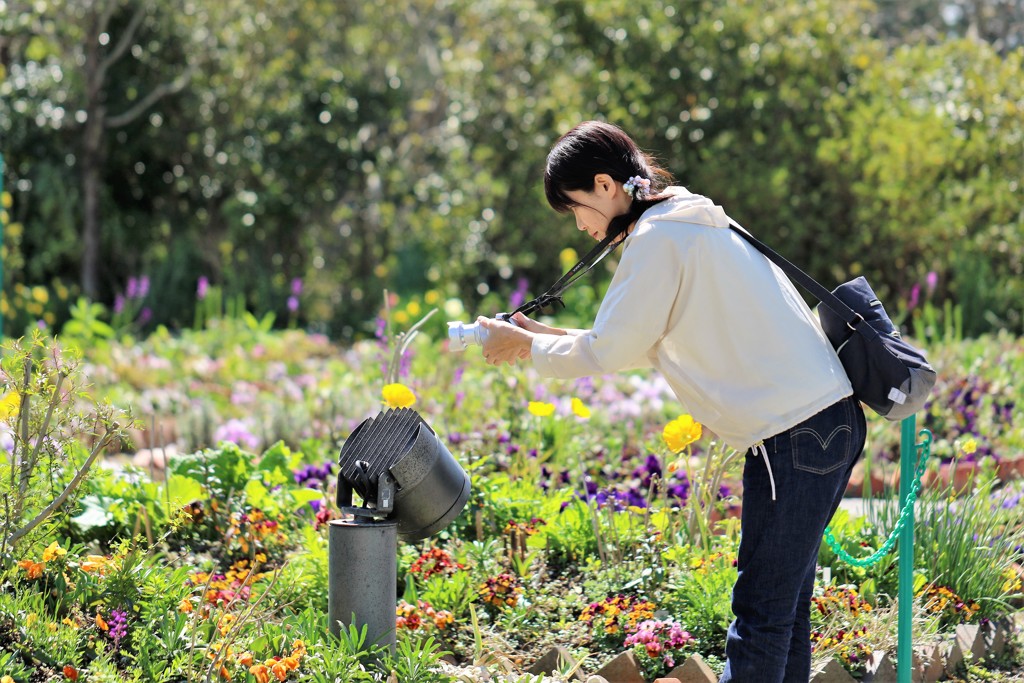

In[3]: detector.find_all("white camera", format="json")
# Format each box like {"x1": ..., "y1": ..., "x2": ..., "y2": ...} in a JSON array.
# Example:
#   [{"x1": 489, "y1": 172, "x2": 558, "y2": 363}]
[{"x1": 447, "y1": 315, "x2": 517, "y2": 352}]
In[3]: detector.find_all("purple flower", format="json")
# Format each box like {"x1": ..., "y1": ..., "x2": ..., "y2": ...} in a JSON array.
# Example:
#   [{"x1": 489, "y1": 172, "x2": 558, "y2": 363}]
[
  {"x1": 287, "y1": 296, "x2": 299, "y2": 313},
  {"x1": 908, "y1": 284, "x2": 920, "y2": 311},
  {"x1": 509, "y1": 277, "x2": 529, "y2": 310},
  {"x1": 291, "y1": 277, "x2": 303, "y2": 296},
  {"x1": 138, "y1": 276, "x2": 150, "y2": 298},
  {"x1": 213, "y1": 419, "x2": 261, "y2": 451},
  {"x1": 108, "y1": 609, "x2": 128, "y2": 649},
  {"x1": 114, "y1": 294, "x2": 126, "y2": 314},
  {"x1": 197, "y1": 276, "x2": 209, "y2": 300},
  {"x1": 137, "y1": 307, "x2": 152, "y2": 326},
  {"x1": 926, "y1": 271, "x2": 938, "y2": 294},
  {"x1": 126, "y1": 277, "x2": 138, "y2": 299}
]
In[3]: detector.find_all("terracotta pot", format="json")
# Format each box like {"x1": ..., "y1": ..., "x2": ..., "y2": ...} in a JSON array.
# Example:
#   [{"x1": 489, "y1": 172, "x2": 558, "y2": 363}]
[
  {"x1": 948, "y1": 461, "x2": 980, "y2": 493},
  {"x1": 996, "y1": 458, "x2": 1021, "y2": 483}
]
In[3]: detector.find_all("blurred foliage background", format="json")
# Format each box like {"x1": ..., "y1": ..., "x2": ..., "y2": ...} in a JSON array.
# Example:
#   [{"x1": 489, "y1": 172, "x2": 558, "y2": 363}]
[{"x1": 0, "y1": 0, "x2": 1021, "y2": 341}]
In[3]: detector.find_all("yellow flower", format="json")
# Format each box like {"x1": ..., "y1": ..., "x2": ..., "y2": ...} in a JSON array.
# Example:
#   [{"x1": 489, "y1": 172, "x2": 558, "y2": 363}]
[
  {"x1": 0, "y1": 391, "x2": 20, "y2": 421},
  {"x1": 81, "y1": 554, "x2": 110, "y2": 573},
  {"x1": 178, "y1": 598, "x2": 194, "y2": 614},
  {"x1": 527, "y1": 401, "x2": 555, "y2": 417},
  {"x1": 571, "y1": 397, "x2": 591, "y2": 419},
  {"x1": 382, "y1": 383, "x2": 416, "y2": 408},
  {"x1": 961, "y1": 438, "x2": 977, "y2": 455},
  {"x1": 218, "y1": 613, "x2": 236, "y2": 635},
  {"x1": 3, "y1": 675, "x2": 15, "y2": 683},
  {"x1": 406, "y1": 300, "x2": 422, "y2": 317},
  {"x1": 559, "y1": 247, "x2": 578, "y2": 268},
  {"x1": 26, "y1": 613, "x2": 38, "y2": 627},
  {"x1": 42, "y1": 541, "x2": 67, "y2": 562},
  {"x1": 662, "y1": 414, "x2": 703, "y2": 453}
]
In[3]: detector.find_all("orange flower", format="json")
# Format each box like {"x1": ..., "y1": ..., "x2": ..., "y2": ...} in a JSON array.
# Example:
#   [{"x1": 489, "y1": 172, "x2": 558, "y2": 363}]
[
  {"x1": 281, "y1": 655, "x2": 300, "y2": 670},
  {"x1": 249, "y1": 664, "x2": 271, "y2": 683},
  {"x1": 62, "y1": 665, "x2": 79, "y2": 681},
  {"x1": 290, "y1": 639, "x2": 306, "y2": 657},
  {"x1": 178, "y1": 598, "x2": 194, "y2": 613},
  {"x1": 81, "y1": 555, "x2": 110, "y2": 573},
  {"x1": 219, "y1": 665, "x2": 231, "y2": 680},
  {"x1": 271, "y1": 660, "x2": 289, "y2": 681},
  {"x1": 95, "y1": 612, "x2": 109, "y2": 631},
  {"x1": 18, "y1": 559, "x2": 45, "y2": 579},
  {"x1": 236, "y1": 651, "x2": 254, "y2": 666}
]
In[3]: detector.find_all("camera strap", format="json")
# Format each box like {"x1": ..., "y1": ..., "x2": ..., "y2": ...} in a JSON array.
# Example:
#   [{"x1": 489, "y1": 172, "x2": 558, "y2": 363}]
[{"x1": 510, "y1": 230, "x2": 624, "y2": 318}]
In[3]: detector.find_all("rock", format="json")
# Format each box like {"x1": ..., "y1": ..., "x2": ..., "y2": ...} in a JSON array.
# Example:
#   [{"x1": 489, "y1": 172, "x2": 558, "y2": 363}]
[
  {"x1": 955, "y1": 623, "x2": 985, "y2": 662},
  {"x1": 526, "y1": 646, "x2": 584, "y2": 680},
  {"x1": 862, "y1": 651, "x2": 896, "y2": 682},
  {"x1": 592, "y1": 651, "x2": 645, "y2": 683},
  {"x1": 982, "y1": 618, "x2": 1009, "y2": 659},
  {"x1": 912, "y1": 644, "x2": 945, "y2": 683},
  {"x1": 585, "y1": 677, "x2": 610, "y2": 683},
  {"x1": 663, "y1": 653, "x2": 718, "y2": 682},
  {"x1": 810, "y1": 657, "x2": 857, "y2": 683},
  {"x1": 942, "y1": 638, "x2": 964, "y2": 678}
]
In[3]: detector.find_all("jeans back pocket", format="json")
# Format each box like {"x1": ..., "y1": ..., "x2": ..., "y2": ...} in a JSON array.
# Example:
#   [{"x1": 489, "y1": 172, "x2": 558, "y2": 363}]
[{"x1": 790, "y1": 400, "x2": 856, "y2": 475}]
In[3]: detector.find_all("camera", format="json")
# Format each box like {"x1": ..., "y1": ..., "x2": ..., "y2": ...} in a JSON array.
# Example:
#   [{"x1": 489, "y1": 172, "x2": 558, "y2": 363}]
[{"x1": 447, "y1": 314, "x2": 517, "y2": 352}]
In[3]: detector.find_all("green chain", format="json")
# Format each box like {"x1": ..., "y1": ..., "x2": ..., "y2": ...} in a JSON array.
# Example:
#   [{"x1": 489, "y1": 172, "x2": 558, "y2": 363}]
[{"x1": 822, "y1": 430, "x2": 934, "y2": 567}]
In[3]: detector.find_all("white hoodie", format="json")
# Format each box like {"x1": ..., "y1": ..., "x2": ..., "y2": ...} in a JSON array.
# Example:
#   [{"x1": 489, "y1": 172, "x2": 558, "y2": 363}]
[{"x1": 531, "y1": 187, "x2": 852, "y2": 452}]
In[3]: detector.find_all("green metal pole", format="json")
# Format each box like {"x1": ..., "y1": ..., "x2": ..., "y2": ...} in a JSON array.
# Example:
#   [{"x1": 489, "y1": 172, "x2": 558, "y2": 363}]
[
  {"x1": 897, "y1": 415, "x2": 917, "y2": 683},
  {"x1": 0, "y1": 152, "x2": 5, "y2": 340}
]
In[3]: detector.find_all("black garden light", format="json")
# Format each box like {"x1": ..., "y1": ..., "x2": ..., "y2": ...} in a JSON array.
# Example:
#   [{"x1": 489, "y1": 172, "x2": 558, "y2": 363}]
[{"x1": 328, "y1": 407, "x2": 470, "y2": 653}]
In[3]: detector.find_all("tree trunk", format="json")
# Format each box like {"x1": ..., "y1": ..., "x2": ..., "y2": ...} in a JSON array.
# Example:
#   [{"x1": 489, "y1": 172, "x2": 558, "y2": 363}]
[{"x1": 80, "y1": 7, "x2": 106, "y2": 300}]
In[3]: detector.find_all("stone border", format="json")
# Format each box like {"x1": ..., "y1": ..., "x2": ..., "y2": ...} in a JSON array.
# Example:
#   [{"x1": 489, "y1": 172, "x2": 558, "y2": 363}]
[{"x1": 524, "y1": 615, "x2": 1019, "y2": 683}]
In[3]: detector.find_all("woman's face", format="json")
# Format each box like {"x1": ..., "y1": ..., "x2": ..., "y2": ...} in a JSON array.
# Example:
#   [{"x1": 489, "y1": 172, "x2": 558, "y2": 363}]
[{"x1": 564, "y1": 174, "x2": 631, "y2": 241}]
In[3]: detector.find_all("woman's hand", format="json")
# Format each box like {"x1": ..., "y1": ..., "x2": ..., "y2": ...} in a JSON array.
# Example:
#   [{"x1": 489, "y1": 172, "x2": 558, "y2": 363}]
[
  {"x1": 508, "y1": 312, "x2": 567, "y2": 336},
  {"x1": 479, "y1": 316, "x2": 534, "y2": 366}
]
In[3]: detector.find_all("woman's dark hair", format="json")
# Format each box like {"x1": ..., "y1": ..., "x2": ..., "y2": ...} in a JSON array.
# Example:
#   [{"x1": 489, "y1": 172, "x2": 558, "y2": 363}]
[{"x1": 544, "y1": 121, "x2": 674, "y2": 238}]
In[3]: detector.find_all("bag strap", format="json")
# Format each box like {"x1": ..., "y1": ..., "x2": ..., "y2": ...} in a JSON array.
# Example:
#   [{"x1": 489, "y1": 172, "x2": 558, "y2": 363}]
[
  {"x1": 510, "y1": 230, "x2": 624, "y2": 319},
  {"x1": 726, "y1": 218, "x2": 870, "y2": 334}
]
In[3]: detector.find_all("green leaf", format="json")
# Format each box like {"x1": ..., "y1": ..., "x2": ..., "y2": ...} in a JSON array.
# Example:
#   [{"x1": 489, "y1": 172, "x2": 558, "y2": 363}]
[
  {"x1": 257, "y1": 441, "x2": 299, "y2": 486},
  {"x1": 289, "y1": 487, "x2": 324, "y2": 512},
  {"x1": 244, "y1": 479, "x2": 274, "y2": 511},
  {"x1": 71, "y1": 496, "x2": 115, "y2": 532}
]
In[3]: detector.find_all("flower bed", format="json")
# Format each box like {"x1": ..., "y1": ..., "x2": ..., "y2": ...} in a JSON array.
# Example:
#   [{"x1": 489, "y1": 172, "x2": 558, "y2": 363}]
[{"x1": 1, "y1": 323, "x2": 1022, "y2": 681}]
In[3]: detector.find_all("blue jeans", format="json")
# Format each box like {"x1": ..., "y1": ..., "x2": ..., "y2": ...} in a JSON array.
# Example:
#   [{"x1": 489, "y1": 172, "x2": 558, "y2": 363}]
[{"x1": 720, "y1": 396, "x2": 866, "y2": 683}]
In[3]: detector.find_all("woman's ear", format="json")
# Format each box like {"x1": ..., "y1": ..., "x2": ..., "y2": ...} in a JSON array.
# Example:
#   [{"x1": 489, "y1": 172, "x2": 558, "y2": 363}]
[{"x1": 593, "y1": 173, "x2": 616, "y2": 197}]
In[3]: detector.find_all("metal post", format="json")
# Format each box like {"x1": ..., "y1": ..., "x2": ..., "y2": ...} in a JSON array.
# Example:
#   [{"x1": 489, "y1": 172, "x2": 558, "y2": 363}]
[
  {"x1": 328, "y1": 518, "x2": 397, "y2": 655},
  {"x1": 0, "y1": 152, "x2": 5, "y2": 339},
  {"x1": 897, "y1": 415, "x2": 916, "y2": 683}
]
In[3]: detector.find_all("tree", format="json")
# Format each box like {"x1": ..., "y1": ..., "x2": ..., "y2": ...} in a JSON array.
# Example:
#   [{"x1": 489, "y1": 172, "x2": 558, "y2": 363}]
[{"x1": 2, "y1": 1, "x2": 195, "y2": 299}]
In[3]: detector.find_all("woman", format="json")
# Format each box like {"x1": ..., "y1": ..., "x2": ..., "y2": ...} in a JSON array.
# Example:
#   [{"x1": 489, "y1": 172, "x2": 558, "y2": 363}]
[{"x1": 479, "y1": 120, "x2": 865, "y2": 682}]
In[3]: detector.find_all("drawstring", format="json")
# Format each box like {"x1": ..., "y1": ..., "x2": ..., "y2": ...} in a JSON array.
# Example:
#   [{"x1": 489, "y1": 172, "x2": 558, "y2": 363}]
[{"x1": 752, "y1": 441, "x2": 776, "y2": 501}]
